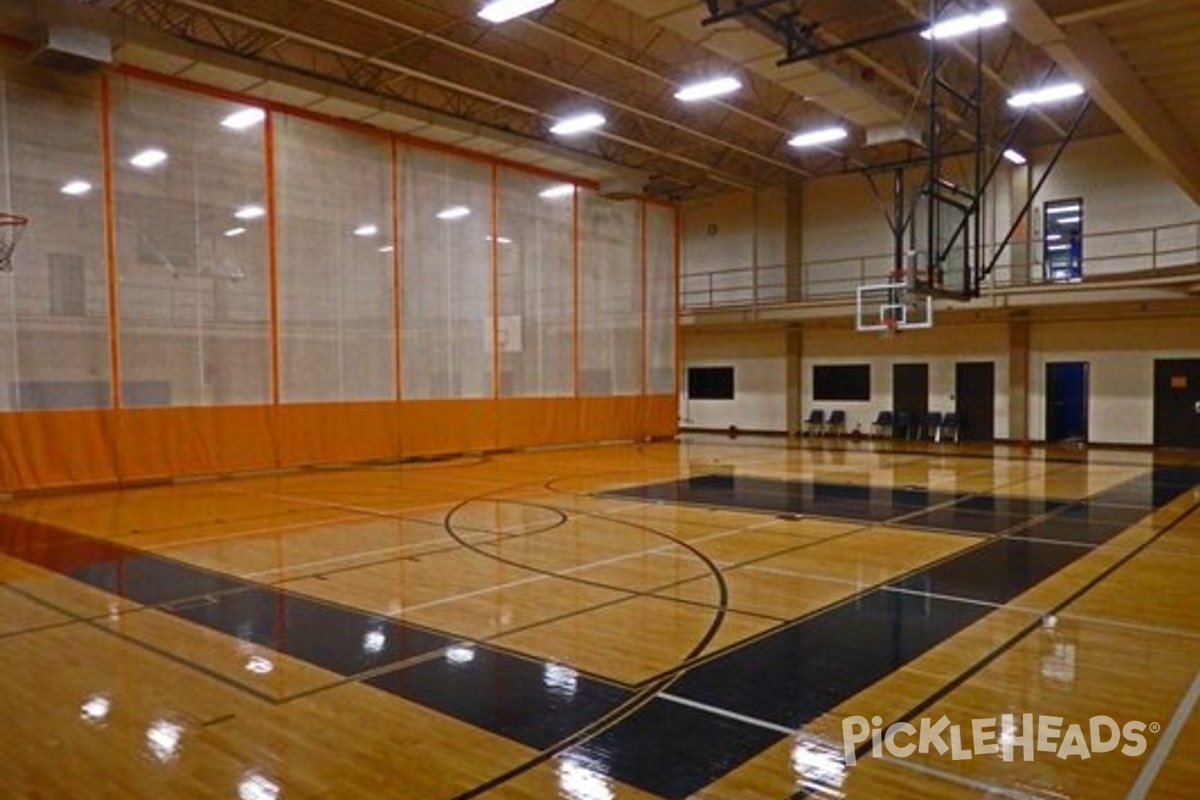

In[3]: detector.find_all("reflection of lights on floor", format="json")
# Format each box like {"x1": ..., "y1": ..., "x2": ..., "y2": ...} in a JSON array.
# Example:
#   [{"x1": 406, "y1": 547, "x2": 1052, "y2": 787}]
[
  {"x1": 543, "y1": 662, "x2": 578, "y2": 696},
  {"x1": 791, "y1": 735, "x2": 847, "y2": 799},
  {"x1": 79, "y1": 694, "x2": 111, "y2": 724},
  {"x1": 557, "y1": 755, "x2": 614, "y2": 800},
  {"x1": 238, "y1": 771, "x2": 281, "y2": 800},
  {"x1": 363, "y1": 630, "x2": 387, "y2": 655},
  {"x1": 245, "y1": 656, "x2": 275, "y2": 675},
  {"x1": 146, "y1": 720, "x2": 184, "y2": 763},
  {"x1": 445, "y1": 645, "x2": 475, "y2": 665}
]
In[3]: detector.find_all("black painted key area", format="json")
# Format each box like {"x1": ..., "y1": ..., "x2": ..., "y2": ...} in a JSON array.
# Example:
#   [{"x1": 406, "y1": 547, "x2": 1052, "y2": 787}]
[{"x1": 1, "y1": 465, "x2": 1197, "y2": 800}]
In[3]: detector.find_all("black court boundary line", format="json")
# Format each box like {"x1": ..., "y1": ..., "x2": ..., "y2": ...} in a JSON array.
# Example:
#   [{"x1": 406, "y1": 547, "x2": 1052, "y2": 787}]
[
  {"x1": 789, "y1": 494, "x2": 1200, "y2": 800},
  {"x1": 677, "y1": 433, "x2": 1200, "y2": 471},
  {"x1": 438, "y1": 484, "x2": 739, "y2": 800},
  {"x1": 0, "y1": 511, "x2": 638, "y2": 703},
  {"x1": 526, "y1": 466, "x2": 1200, "y2": 798},
  {"x1": 439, "y1": 464, "x2": 1119, "y2": 798}
]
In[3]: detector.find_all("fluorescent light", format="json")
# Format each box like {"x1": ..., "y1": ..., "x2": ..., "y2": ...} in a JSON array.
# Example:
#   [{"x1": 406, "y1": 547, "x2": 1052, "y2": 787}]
[
  {"x1": 437, "y1": 205, "x2": 471, "y2": 220},
  {"x1": 486, "y1": 235, "x2": 513, "y2": 244},
  {"x1": 1056, "y1": 216, "x2": 1081, "y2": 224},
  {"x1": 224, "y1": 227, "x2": 247, "y2": 237},
  {"x1": 674, "y1": 76, "x2": 742, "y2": 103},
  {"x1": 538, "y1": 183, "x2": 575, "y2": 199},
  {"x1": 1007, "y1": 82, "x2": 1085, "y2": 108},
  {"x1": 550, "y1": 112, "x2": 605, "y2": 136},
  {"x1": 1002, "y1": 148, "x2": 1027, "y2": 165},
  {"x1": 1048, "y1": 244, "x2": 1070, "y2": 251},
  {"x1": 354, "y1": 223, "x2": 378, "y2": 237},
  {"x1": 788, "y1": 125, "x2": 848, "y2": 148},
  {"x1": 130, "y1": 148, "x2": 168, "y2": 169},
  {"x1": 1046, "y1": 204, "x2": 1081, "y2": 215},
  {"x1": 1046, "y1": 233, "x2": 1062, "y2": 241},
  {"x1": 221, "y1": 107, "x2": 266, "y2": 130},
  {"x1": 378, "y1": 245, "x2": 395, "y2": 253},
  {"x1": 921, "y1": 8, "x2": 1007, "y2": 40},
  {"x1": 60, "y1": 179, "x2": 93, "y2": 196},
  {"x1": 235, "y1": 204, "x2": 265, "y2": 220},
  {"x1": 478, "y1": 0, "x2": 555, "y2": 23}
]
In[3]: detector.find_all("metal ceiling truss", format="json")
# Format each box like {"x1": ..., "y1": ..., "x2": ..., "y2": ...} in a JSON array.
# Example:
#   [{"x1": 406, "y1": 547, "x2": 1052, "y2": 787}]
[{"x1": 112, "y1": 0, "x2": 820, "y2": 193}]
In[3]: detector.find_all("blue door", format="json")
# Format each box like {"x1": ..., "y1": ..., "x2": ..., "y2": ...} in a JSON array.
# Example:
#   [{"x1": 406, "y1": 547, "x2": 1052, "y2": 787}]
[{"x1": 1046, "y1": 362, "x2": 1089, "y2": 443}]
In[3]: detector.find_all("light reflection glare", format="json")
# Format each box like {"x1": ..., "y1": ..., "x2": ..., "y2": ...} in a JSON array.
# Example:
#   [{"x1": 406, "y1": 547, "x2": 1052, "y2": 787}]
[
  {"x1": 146, "y1": 719, "x2": 184, "y2": 762},
  {"x1": 363, "y1": 630, "x2": 387, "y2": 655},
  {"x1": 238, "y1": 771, "x2": 281, "y2": 800},
  {"x1": 557, "y1": 755, "x2": 614, "y2": 800},
  {"x1": 543, "y1": 662, "x2": 578, "y2": 697},
  {"x1": 245, "y1": 656, "x2": 275, "y2": 675},
  {"x1": 445, "y1": 645, "x2": 476, "y2": 665},
  {"x1": 80, "y1": 694, "x2": 111, "y2": 724},
  {"x1": 791, "y1": 735, "x2": 846, "y2": 798}
]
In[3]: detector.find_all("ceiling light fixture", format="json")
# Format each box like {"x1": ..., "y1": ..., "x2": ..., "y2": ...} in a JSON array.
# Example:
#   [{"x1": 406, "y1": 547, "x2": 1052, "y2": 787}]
[
  {"x1": 550, "y1": 112, "x2": 606, "y2": 136},
  {"x1": 130, "y1": 148, "x2": 168, "y2": 169},
  {"x1": 788, "y1": 125, "x2": 848, "y2": 148},
  {"x1": 224, "y1": 227, "x2": 247, "y2": 238},
  {"x1": 478, "y1": 0, "x2": 555, "y2": 24},
  {"x1": 436, "y1": 205, "x2": 471, "y2": 220},
  {"x1": 353, "y1": 223, "x2": 379, "y2": 237},
  {"x1": 1007, "y1": 82, "x2": 1085, "y2": 108},
  {"x1": 674, "y1": 76, "x2": 742, "y2": 103},
  {"x1": 221, "y1": 108, "x2": 266, "y2": 130},
  {"x1": 60, "y1": 179, "x2": 93, "y2": 196},
  {"x1": 1002, "y1": 148, "x2": 1027, "y2": 165},
  {"x1": 921, "y1": 8, "x2": 1007, "y2": 40}
]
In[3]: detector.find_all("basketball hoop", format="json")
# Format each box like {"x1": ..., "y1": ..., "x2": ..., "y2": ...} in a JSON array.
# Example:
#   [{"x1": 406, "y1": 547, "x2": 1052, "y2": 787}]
[{"x1": 0, "y1": 213, "x2": 28, "y2": 273}]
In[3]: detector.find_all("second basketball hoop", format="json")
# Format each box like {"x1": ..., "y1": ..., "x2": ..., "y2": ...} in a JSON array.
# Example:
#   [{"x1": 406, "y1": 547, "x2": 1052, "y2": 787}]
[{"x1": 855, "y1": 267, "x2": 933, "y2": 335}]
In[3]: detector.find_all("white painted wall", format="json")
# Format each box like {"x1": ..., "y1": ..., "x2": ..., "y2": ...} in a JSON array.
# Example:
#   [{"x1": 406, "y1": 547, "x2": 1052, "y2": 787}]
[
  {"x1": 1032, "y1": 134, "x2": 1200, "y2": 276},
  {"x1": 681, "y1": 189, "x2": 788, "y2": 306},
  {"x1": 799, "y1": 323, "x2": 1011, "y2": 437},
  {"x1": 681, "y1": 132, "x2": 1200, "y2": 297},
  {"x1": 1029, "y1": 317, "x2": 1200, "y2": 445},
  {"x1": 680, "y1": 328, "x2": 789, "y2": 432}
]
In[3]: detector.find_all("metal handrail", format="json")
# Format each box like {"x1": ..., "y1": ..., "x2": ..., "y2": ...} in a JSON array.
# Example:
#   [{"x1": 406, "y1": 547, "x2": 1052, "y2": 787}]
[{"x1": 682, "y1": 219, "x2": 1200, "y2": 310}]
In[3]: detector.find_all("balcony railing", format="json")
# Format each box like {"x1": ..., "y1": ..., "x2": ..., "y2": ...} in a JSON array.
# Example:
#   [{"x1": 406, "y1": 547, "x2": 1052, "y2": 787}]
[{"x1": 682, "y1": 219, "x2": 1200, "y2": 310}]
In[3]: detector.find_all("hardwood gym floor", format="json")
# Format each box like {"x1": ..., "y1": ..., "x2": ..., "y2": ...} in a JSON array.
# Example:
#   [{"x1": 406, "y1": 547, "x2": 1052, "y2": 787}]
[{"x1": 1, "y1": 436, "x2": 1197, "y2": 799}]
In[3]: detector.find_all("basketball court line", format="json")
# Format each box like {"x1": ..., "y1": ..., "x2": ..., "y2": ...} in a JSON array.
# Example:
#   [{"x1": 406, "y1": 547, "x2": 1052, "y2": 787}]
[
  {"x1": 658, "y1": 691, "x2": 795, "y2": 736},
  {"x1": 789, "y1": 496, "x2": 1200, "y2": 800},
  {"x1": 1124, "y1": 669, "x2": 1200, "y2": 800},
  {"x1": 886, "y1": 753, "x2": 1046, "y2": 800},
  {"x1": 4, "y1": 455, "x2": 1195, "y2": 800}
]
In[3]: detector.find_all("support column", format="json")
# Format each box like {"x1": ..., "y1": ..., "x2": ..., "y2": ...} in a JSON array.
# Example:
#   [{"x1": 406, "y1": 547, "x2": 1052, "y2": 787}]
[
  {"x1": 787, "y1": 326, "x2": 804, "y2": 436},
  {"x1": 1009, "y1": 313, "x2": 1030, "y2": 445},
  {"x1": 1010, "y1": 162, "x2": 1033, "y2": 285},
  {"x1": 785, "y1": 185, "x2": 804, "y2": 302}
]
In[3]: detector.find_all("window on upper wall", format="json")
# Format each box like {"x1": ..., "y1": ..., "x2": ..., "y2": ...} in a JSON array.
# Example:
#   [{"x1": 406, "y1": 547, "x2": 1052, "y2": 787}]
[
  {"x1": 1043, "y1": 198, "x2": 1083, "y2": 282},
  {"x1": 687, "y1": 367, "x2": 734, "y2": 400}
]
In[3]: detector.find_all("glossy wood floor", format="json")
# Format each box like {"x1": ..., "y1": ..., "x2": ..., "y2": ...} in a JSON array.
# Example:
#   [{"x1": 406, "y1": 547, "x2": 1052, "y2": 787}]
[{"x1": 1, "y1": 435, "x2": 1198, "y2": 800}]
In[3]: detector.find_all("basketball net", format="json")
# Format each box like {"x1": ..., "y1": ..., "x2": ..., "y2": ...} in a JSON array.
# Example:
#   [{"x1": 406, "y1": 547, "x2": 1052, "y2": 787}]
[
  {"x1": 881, "y1": 315, "x2": 899, "y2": 341},
  {"x1": 0, "y1": 212, "x2": 27, "y2": 273}
]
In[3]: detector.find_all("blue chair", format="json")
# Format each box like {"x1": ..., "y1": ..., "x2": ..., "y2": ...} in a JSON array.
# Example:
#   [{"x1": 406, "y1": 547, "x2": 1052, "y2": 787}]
[
  {"x1": 922, "y1": 411, "x2": 944, "y2": 441},
  {"x1": 870, "y1": 410, "x2": 894, "y2": 438},
  {"x1": 802, "y1": 409, "x2": 825, "y2": 436},
  {"x1": 826, "y1": 410, "x2": 847, "y2": 436},
  {"x1": 940, "y1": 412, "x2": 961, "y2": 443}
]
